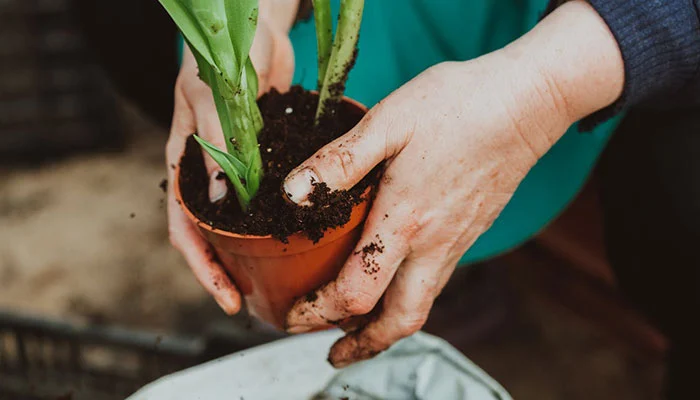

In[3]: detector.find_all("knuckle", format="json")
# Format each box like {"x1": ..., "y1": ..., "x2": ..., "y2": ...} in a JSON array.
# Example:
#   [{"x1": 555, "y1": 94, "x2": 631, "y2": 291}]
[
  {"x1": 346, "y1": 299, "x2": 374, "y2": 316},
  {"x1": 336, "y1": 284, "x2": 376, "y2": 315},
  {"x1": 325, "y1": 147, "x2": 356, "y2": 182},
  {"x1": 396, "y1": 314, "x2": 428, "y2": 336},
  {"x1": 396, "y1": 208, "x2": 424, "y2": 242},
  {"x1": 165, "y1": 137, "x2": 179, "y2": 153}
]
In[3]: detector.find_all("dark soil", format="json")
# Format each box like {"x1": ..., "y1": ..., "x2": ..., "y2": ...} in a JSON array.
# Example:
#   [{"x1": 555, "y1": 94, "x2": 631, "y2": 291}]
[{"x1": 178, "y1": 86, "x2": 378, "y2": 243}]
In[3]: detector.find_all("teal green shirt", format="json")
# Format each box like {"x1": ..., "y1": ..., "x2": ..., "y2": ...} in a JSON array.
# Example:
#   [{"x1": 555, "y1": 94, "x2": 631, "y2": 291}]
[{"x1": 288, "y1": 0, "x2": 622, "y2": 265}]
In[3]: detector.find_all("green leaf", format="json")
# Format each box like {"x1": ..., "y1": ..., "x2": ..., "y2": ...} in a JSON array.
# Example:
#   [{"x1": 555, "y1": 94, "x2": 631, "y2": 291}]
[
  {"x1": 224, "y1": 0, "x2": 259, "y2": 75},
  {"x1": 244, "y1": 151, "x2": 262, "y2": 196},
  {"x1": 194, "y1": 135, "x2": 247, "y2": 177},
  {"x1": 244, "y1": 58, "x2": 263, "y2": 133},
  {"x1": 317, "y1": 0, "x2": 364, "y2": 120},
  {"x1": 159, "y1": 0, "x2": 216, "y2": 67},
  {"x1": 312, "y1": 0, "x2": 332, "y2": 88},
  {"x1": 189, "y1": 40, "x2": 214, "y2": 87},
  {"x1": 244, "y1": 57, "x2": 259, "y2": 100},
  {"x1": 193, "y1": 135, "x2": 251, "y2": 209}
]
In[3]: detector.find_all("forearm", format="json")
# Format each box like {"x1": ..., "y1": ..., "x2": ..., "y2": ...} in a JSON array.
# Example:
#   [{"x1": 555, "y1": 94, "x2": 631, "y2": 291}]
[{"x1": 488, "y1": 0, "x2": 625, "y2": 155}]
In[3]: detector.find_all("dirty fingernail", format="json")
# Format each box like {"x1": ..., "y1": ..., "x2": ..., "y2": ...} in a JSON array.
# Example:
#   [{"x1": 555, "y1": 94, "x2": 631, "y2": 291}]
[
  {"x1": 209, "y1": 172, "x2": 227, "y2": 202},
  {"x1": 283, "y1": 168, "x2": 318, "y2": 205},
  {"x1": 329, "y1": 357, "x2": 353, "y2": 369},
  {"x1": 287, "y1": 325, "x2": 312, "y2": 334}
]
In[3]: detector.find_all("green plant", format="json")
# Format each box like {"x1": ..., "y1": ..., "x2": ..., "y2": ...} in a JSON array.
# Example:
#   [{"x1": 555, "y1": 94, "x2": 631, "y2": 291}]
[
  {"x1": 314, "y1": 0, "x2": 364, "y2": 120},
  {"x1": 160, "y1": 0, "x2": 364, "y2": 211},
  {"x1": 159, "y1": 0, "x2": 263, "y2": 211}
]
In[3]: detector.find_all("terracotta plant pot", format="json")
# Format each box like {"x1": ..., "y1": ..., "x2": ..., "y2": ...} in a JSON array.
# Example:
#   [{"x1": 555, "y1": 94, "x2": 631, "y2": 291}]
[{"x1": 174, "y1": 97, "x2": 371, "y2": 329}]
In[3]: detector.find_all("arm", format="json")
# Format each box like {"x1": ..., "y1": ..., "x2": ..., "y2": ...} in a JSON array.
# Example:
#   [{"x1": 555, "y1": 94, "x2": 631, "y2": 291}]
[{"x1": 283, "y1": 1, "x2": 627, "y2": 365}]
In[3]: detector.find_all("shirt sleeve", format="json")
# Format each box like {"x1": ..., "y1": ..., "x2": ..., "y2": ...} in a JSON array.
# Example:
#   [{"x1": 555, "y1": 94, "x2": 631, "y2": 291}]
[{"x1": 545, "y1": 0, "x2": 700, "y2": 130}]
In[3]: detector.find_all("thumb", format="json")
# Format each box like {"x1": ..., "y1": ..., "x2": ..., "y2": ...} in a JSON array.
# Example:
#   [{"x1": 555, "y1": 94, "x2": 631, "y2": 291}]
[{"x1": 283, "y1": 111, "x2": 402, "y2": 205}]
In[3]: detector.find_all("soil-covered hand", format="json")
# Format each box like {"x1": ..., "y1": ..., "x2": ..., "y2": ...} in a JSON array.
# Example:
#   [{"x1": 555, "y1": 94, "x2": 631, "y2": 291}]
[
  {"x1": 166, "y1": 1, "x2": 297, "y2": 315},
  {"x1": 283, "y1": 1, "x2": 624, "y2": 367}
]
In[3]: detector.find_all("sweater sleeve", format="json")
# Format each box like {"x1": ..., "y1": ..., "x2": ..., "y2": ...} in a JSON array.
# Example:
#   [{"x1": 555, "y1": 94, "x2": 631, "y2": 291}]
[{"x1": 545, "y1": 0, "x2": 700, "y2": 130}]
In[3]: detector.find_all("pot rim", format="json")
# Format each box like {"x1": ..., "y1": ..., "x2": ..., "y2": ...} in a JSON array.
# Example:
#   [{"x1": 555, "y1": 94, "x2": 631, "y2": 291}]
[{"x1": 174, "y1": 94, "x2": 368, "y2": 241}]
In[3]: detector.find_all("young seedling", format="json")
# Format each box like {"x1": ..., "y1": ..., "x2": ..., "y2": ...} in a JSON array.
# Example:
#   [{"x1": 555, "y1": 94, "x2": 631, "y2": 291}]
[
  {"x1": 160, "y1": 0, "x2": 365, "y2": 211},
  {"x1": 314, "y1": 0, "x2": 364, "y2": 120},
  {"x1": 159, "y1": 0, "x2": 263, "y2": 211}
]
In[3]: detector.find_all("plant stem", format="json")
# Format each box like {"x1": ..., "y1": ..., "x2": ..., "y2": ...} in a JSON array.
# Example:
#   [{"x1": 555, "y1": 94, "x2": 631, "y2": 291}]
[
  {"x1": 225, "y1": 89, "x2": 263, "y2": 209},
  {"x1": 312, "y1": 0, "x2": 332, "y2": 89},
  {"x1": 315, "y1": 0, "x2": 363, "y2": 120},
  {"x1": 208, "y1": 67, "x2": 263, "y2": 210}
]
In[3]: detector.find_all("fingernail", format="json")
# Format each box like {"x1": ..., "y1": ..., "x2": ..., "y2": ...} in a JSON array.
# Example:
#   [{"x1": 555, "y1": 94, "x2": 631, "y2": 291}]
[
  {"x1": 283, "y1": 168, "x2": 318, "y2": 205},
  {"x1": 329, "y1": 357, "x2": 353, "y2": 369},
  {"x1": 209, "y1": 172, "x2": 227, "y2": 202},
  {"x1": 287, "y1": 325, "x2": 313, "y2": 334}
]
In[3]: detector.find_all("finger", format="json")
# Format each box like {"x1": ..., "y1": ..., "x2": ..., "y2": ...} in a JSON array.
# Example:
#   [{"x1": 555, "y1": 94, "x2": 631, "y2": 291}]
[
  {"x1": 188, "y1": 84, "x2": 229, "y2": 203},
  {"x1": 283, "y1": 107, "x2": 409, "y2": 205},
  {"x1": 286, "y1": 184, "x2": 415, "y2": 332},
  {"x1": 167, "y1": 200, "x2": 242, "y2": 315},
  {"x1": 166, "y1": 88, "x2": 241, "y2": 315},
  {"x1": 328, "y1": 257, "x2": 436, "y2": 368},
  {"x1": 249, "y1": 21, "x2": 274, "y2": 96},
  {"x1": 267, "y1": 34, "x2": 294, "y2": 92}
]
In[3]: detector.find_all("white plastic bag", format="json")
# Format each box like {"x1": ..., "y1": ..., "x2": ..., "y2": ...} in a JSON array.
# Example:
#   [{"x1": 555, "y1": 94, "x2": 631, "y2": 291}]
[{"x1": 129, "y1": 330, "x2": 511, "y2": 400}]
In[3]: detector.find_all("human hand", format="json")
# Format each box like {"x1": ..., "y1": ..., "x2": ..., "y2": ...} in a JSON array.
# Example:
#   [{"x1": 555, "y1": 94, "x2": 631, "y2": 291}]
[
  {"x1": 166, "y1": 1, "x2": 297, "y2": 315},
  {"x1": 283, "y1": 0, "x2": 624, "y2": 367}
]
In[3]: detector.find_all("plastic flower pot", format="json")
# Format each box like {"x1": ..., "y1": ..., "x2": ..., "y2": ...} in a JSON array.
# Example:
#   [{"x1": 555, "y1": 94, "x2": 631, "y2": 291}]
[{"x1": 174, "y1": 97, "x2": 371, "y2": 329}]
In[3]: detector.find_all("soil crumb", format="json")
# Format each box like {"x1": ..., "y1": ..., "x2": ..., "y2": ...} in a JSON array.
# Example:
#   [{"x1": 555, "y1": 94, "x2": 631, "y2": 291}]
[
  {"x1": 355, "y1": 236, "x2": 385, "y2": 275},
  {"x1": 305, "y1": 291, "x2": 319, "y2": 303}
]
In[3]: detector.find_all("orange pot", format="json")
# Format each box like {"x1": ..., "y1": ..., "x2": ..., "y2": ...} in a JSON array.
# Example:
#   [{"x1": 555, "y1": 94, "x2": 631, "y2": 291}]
[{"x1": 174, "y1": 97, "x2": 370, "y2": 330}]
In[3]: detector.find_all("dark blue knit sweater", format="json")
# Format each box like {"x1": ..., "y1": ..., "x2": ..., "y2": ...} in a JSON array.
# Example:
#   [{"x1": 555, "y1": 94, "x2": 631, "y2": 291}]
[{"x1": 547, "y1": 0, "x2": 700, "y2": 128}]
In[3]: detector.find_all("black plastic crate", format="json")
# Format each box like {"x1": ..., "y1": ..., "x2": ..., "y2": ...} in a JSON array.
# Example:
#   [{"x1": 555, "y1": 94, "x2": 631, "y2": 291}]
[
  {"x1": 0, "y1": 0, "x2": 124, "y2": 165},
  {"x1": 0, "y1": 310, "x2": 285, "y2": 400}
]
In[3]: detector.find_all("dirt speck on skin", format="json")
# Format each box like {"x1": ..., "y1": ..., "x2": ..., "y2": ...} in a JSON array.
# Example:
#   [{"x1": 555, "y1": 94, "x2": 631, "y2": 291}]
[
  {"x1": 305, "y1": 291, "x2": 319, "y2": 303},
  {"x1": 130, "y1": 213, "x2": 135, "y2": 219},
  {"x1": 355, "y1": 237, "x2": 384, "y2": 275},
  {"x1": 159, "y1": 178, "x2": 168, "y2": 193}
]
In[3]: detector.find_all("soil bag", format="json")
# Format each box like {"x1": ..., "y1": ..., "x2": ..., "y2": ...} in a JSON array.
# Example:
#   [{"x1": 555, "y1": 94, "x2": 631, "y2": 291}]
[{"x1": 128, "y1": 330, "x2": 511, "y2": 400}]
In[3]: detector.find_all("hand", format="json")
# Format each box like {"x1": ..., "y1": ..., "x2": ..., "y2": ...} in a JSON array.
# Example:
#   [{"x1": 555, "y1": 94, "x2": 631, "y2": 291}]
[
  {"x1": 283, "y1": 0, "x2": 624, "y2": 367},
  {"x1": 166, "y1": 2, "x2": 297, "y2": 315}
]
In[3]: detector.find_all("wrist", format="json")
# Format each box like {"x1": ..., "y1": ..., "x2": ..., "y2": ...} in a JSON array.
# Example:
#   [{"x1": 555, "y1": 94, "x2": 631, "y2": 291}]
[{"x1": 501, "y1": 0, "x2": 624, "y2": 147}]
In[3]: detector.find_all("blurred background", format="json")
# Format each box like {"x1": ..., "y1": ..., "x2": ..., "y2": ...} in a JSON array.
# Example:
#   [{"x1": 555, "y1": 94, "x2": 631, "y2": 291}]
[{"x1": 0, "y1": 0, "x2": 667, "y2": 399}]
